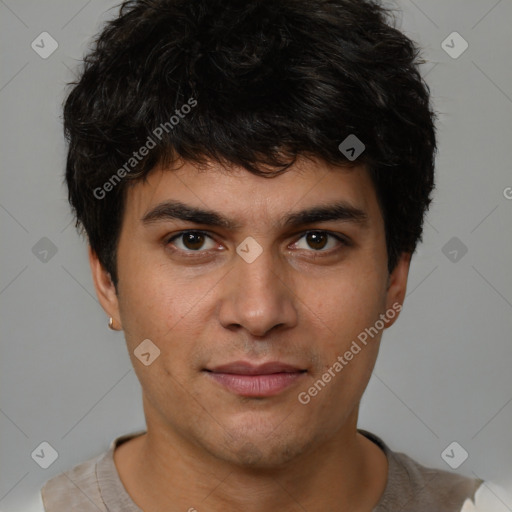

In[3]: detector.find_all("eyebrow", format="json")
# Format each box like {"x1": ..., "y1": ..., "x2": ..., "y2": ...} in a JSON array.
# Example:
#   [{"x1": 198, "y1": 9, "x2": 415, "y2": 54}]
[{"x1": 141, "y1": 199, "x2": 368, "y2": 230}]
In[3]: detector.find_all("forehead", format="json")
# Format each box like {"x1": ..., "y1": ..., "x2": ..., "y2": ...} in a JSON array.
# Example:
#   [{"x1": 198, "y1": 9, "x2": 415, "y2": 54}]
[{"x1": 123, "y1": 157, "x2": 382, "y2": 229}]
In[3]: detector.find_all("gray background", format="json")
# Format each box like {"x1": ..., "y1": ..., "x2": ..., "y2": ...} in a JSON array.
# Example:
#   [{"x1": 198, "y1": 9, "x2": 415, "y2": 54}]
[{"x1": 1, "y1": 0, "x2": 511, "y2": 510}]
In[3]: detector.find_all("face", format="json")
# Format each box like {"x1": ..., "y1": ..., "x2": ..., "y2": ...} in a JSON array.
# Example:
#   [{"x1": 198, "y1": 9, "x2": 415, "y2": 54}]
[{"x1": 91, "y1": 156, "x2": 410, "y2": 468}]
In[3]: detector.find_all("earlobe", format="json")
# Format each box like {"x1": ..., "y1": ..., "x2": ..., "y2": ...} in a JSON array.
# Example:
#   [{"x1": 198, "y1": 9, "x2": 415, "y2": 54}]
[
  {"x1": 88, "y1": 246, "x2": 122, "y2": 330},
  {"x1": 384, "y1": 252, "x2": 411, "y2": 328}
]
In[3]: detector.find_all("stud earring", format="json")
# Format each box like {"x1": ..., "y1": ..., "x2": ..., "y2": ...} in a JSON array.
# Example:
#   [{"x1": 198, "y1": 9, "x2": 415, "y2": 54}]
[{"x1": 108, "y1": 317, "x2": 119, "y2": 330}]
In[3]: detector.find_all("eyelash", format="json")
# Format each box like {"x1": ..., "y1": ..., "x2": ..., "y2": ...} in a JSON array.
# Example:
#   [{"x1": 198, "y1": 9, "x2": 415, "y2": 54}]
[{"x1": 165, "y1": 230, "x2": 351, "y2": 257}]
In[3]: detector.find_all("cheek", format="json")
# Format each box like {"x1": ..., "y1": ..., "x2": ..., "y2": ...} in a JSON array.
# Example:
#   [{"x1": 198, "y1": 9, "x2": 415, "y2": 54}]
[
  {"x1": 117, "y1": 254, "x2": 184, "y2": 332},
  {"x1": 305, "y1": 263, "x2": 387, "y2": 413},
  {"x1": 117, "y1": 261, "x2": 216, "y2": 374},
  {"x1": 304, "y1": 266, "x2": 387, "y2": 351}
]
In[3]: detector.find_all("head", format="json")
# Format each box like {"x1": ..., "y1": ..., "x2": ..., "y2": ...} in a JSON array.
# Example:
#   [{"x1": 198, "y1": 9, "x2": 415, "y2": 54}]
[{"x1": 65, "y1": 0, "x2": 436, "y2": 467}]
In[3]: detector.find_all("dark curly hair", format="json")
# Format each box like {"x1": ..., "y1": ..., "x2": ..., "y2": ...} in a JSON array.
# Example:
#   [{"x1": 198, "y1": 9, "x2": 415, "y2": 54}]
[{"x1": 64, "y1": 0, "x2": 437, "y2": 287}]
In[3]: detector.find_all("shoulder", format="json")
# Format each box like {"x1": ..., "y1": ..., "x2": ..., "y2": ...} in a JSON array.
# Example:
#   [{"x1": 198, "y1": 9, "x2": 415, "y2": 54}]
[
  {"x1": 39, "y1": 431, "x2": 145, "y2": 512},
  {"x1": 40, "y1": 451, "x2": 107, "y2": 512},
  {"x1": 386, "y1": 449, "x2": 483, "y2": 510},
  {"x1": 359, "y1": 430, "x2": 483, "y2": 512}
]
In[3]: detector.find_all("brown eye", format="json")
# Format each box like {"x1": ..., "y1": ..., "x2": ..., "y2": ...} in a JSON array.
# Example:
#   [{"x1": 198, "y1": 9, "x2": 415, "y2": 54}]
[
  {"x1": 167, "y1": 231, "x2": 216, "y2": 252},
  {"x1": 181, "y1": 232, "x2": 206, "y2": 250},
  {"x1": 293, "y1": 231, "x2": 347, "y2": 252},
  {"x1": 305, "y1": 232, "x2": 329, "y2": 250}
]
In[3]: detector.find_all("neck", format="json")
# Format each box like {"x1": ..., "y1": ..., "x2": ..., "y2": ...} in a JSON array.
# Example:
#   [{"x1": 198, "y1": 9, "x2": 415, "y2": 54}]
[{"x1": 114, "y1": 405, "x2": 388, "y2": 511}]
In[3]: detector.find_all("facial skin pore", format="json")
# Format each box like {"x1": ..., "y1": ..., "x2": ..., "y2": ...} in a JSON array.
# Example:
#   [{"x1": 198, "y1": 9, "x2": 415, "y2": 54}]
[{"x1": 90, "y1": 156, "x2": 411, "y2": 511}]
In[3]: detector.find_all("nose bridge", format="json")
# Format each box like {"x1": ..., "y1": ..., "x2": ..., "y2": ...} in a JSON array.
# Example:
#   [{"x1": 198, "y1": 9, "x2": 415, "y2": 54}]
[
  {"x1": 236, "y1": 240, "x2": 279, "y2": 294},
  {"x1": 218, "y1": 238, "x2": 297, "y2": 336}
]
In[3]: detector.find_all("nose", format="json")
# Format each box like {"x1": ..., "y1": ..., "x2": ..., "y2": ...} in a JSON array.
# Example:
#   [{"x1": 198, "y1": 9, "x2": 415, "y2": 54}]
[{"x1": 217, "y1": 243, "x2": 299, "y2": 337}]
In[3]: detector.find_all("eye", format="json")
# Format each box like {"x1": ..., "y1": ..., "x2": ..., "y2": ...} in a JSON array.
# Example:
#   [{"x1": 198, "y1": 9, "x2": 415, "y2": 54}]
[
  {"x1": 165, "y1": 230, "x2": 349, "y2": 256},
  {"x1": 166, "y1": 231, "x2": 217, "y2": 252},
  {"x1": 292, "y1": 231, "x2": 348, "y2": 252}
]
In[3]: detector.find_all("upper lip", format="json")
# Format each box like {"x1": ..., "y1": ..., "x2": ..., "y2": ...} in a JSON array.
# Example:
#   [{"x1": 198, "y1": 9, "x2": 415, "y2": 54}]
[{"x1": 206, "y1": 361, "x2": 305, "y2": 375}]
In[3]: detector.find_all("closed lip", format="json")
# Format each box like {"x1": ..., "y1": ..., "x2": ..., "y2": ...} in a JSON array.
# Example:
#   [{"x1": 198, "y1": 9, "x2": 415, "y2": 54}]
[
  {"x1": 204, "y1": 361, "x2": 307, "y2": 397},
  {"x1": 205, "y1": 361, "x2": 306, "y2": 375}
]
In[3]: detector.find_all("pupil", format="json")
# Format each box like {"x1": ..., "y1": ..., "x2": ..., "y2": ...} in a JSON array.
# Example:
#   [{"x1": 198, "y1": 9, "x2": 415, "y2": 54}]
[
  {"x1": 185, "y1": 233, "x2": 204, "y2": 250},
  {"x1": 307, "y1": 232, "x2": 327, "y2": 250}
]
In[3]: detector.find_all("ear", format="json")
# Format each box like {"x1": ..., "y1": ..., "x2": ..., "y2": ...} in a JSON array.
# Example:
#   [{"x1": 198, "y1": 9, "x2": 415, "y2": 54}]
[
  {"x1": 383, "y1": 252, "x2": 411, "y2": 329},
  {"x1": 88, "y1": 246, "x2": 122, "y2": 330}
]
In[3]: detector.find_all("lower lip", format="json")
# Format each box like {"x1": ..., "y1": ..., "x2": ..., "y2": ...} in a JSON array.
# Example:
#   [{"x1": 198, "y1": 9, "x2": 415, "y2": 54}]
[{"x1": 206, "y1": 372, "x2": 305, "y2": 397}]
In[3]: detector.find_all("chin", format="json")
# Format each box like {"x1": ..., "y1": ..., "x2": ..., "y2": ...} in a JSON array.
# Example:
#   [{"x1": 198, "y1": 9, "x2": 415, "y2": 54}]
[{"x1": 213, "y1": 427, "x2": 316, "y2": 469}]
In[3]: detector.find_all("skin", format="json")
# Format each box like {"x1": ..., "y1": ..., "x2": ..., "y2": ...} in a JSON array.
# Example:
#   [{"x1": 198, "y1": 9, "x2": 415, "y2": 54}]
[{"x1": 90, "y1": 155, "x2": 411, "y2": 511}]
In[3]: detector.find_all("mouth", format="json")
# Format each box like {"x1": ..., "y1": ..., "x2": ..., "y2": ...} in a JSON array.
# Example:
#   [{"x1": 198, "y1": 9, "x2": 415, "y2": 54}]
[{"x1": 203, "y1": 361, "x2": 307, "y2": 397}]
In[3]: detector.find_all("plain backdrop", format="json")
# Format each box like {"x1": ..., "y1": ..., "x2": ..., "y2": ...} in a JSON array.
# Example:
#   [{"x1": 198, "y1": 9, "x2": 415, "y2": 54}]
[{"x1": 1, "y1": 1, "x2": 511, "y2": 510}]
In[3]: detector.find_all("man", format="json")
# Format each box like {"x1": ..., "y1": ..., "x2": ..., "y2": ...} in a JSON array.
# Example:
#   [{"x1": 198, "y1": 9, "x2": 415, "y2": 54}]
[{"x1": 40, "y1": 0, "x2": 485, "y2": 510}]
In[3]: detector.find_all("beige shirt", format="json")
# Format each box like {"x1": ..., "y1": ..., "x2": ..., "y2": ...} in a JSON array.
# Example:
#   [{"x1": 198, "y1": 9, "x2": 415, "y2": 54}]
[{"x1": 41, "y1": 429, "x2": 483, "y2": 511}]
